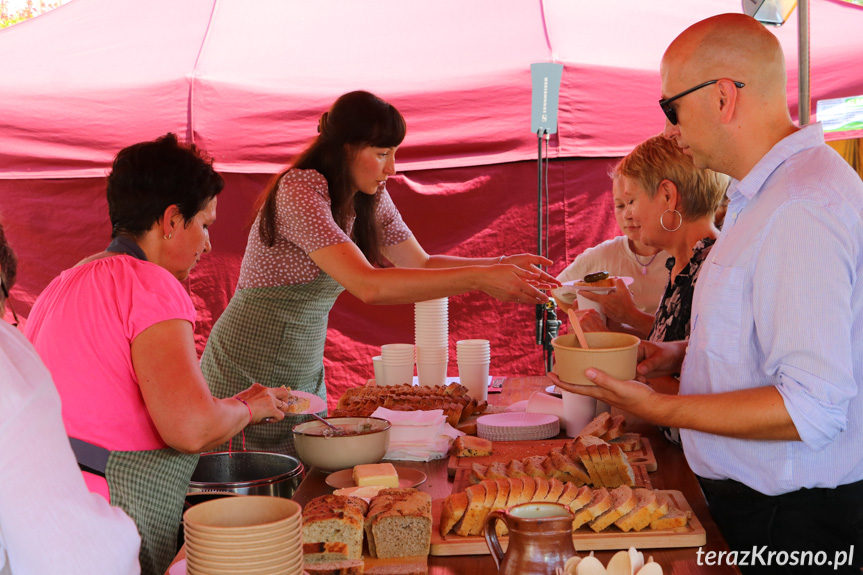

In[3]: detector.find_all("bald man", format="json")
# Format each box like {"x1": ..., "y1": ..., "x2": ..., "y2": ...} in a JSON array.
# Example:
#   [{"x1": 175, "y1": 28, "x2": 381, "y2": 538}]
[{"x1": 553, "y1": 13, "x2": 863, "y2": 573}]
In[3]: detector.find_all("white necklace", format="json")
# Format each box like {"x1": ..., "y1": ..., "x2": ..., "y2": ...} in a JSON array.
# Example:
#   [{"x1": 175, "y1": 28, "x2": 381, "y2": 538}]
[{"x1": 632, "y1": 251, "x2": 660, "y2": 275}]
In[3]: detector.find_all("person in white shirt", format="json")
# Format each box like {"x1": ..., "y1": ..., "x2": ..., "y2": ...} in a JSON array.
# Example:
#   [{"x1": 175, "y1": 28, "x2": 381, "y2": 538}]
[{"x1": 0, "y1": 222, "x2": 141, "y2": 575}]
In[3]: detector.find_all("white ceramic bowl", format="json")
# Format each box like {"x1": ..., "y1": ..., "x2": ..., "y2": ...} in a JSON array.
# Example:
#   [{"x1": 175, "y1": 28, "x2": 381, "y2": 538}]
[{"x1": 292, "y1": 416, "x2": 390, "y2": 471}]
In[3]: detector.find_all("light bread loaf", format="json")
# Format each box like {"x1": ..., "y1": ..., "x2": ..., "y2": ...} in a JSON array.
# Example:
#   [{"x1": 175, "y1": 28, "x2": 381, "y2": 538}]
[
  {"x1": 365, "y1": 488, "x2": 432, "y2": 558},
  {"x1": 303, "y1": 495, "x2": 366, "y2": 560},
  {"x1": 452, "y1": 435, "x2": 493, "y2": 457}
]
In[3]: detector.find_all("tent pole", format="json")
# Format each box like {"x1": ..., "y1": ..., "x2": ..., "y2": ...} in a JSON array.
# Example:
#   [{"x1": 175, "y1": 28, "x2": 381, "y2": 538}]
[
  {"x1": 798, "y1": 0, "x2": 810, "y2": 125},
  {"x1": 536, "y1": 130, "x2": 545, "y2": 347}
]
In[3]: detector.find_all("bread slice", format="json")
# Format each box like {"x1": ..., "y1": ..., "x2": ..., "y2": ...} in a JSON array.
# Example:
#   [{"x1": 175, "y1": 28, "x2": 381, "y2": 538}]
[
  {"x1": 367, "y1": 489, "x2": 432, "y2": 558},
  {"x1": 567, "y1": 486, "x2": 593, "y2": 514},
  {"x1": 556, "y1": 481, "x2": 582, "y2": 507},
  {"x1": 649, "y1": 507, "x2": 691, "y2": 530},
  {"x1": 519, "y1": 476, "x2": 536, "y2": 502},
  {"x1": 303, "y1": 559, "x2": 365, "y2": 575},
  {"x1": 303, "y1": 541, "x2": 351, "y2": 564},
  {"x1": 439, "y1": 491, "x2": 467, "y2": 536},
  {"x1": 589, "y1": 485, "x2": 638, "y2": 532},
  {"x1": 303, "y1": 495, "x2": 366, "y2": 560},
  {"x1": 614, "y1": 488, "x2": 658, "y2": 532},
  {"x1": 608, "y1": 443, "x2": 636, "y2": 487},
  {"x1": 576, "y1": 412, "x2": 613, "y2": 438},
  {"x1": 453, "y1": 435, "x2": 493, "y2": 457},
  {"x1": 571, "y1": 487, "x2": 611, "y2": 530},
  {"x1": 485, "y1": 461, "x2": 509, "y2": 480},
  {"x1": 609, "y1": 433, "x2": 642, "y2": 452},
  {"x1": 522, "y1": 455, "x2": 548, "y2": 478},
  {"x1": 531, "y1": 477, "x2": 550, "y2": 502},
  {"x1": 651, "y1": 493, "x2": 671, "y2": 523},
  {"x1": 573, "y1": 436, "x2": 604, "y2": 486},
  {"x1": 453, "y1": 483, "x2": 487, "y2": 537},
  {"x1": 505, "y1": 477, "x2": 526, "y2": 507},
  {"x1": 599, "y1": 414, "x2": 627, "y2": 441},
  {"x1": 469, "y1": 480, "x2": 499, "y2": 536},
  {"x1": 506, "y1": 459, "x2": 529, "y2": 478},
  {"x1": 543, "y1": 477, "x2": 565, "y2": 502},
  {"x1": 491, "y1": 478, "x2": 511, "y2": 511},
  {"x1": 548, "y1": 451, "x2": 591, "y2": 486},
  {"x1": 596, "y1": 442, "x2": 624, "y2": 487},
  {"x1": 468, "y1": 462, "x2": 488, "y2": 485}
]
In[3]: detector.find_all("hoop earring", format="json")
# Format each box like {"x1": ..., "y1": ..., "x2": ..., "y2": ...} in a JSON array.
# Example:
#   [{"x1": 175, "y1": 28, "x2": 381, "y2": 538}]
[
  {"x1": 660, "y1": 209, "x2": 682, "y2": 232},
  {"x1": 164, "y1": 233, "x2": 172, "y2": 240}
]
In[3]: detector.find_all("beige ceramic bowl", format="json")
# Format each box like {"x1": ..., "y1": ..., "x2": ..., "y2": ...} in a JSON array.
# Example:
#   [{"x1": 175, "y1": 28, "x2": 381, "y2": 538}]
[
  {"x1": 292, "y1": 416, "x2": 391, "y2": 471},
  {"x1": 551, "y1": 332, "x2": 640, "y2": 386},
  {"x1": 183, "y1": 495, "x2": 300, "y2": 536}
]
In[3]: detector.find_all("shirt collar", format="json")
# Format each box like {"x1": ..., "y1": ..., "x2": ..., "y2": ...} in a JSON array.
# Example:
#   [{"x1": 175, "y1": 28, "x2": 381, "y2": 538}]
[{"x1": 728, "y1": 122, "x2": 825, "y2": 202}]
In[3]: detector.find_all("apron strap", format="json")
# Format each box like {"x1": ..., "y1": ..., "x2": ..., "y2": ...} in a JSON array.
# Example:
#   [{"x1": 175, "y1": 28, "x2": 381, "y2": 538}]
[{"x1": 68, "y1": 437, "x2": 109, "y2": 477}]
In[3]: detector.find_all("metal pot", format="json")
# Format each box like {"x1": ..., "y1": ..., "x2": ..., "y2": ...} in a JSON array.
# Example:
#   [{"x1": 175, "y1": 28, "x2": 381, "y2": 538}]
[{"x1": 187, "y1": 451, "x2": 305, "y2": 499}]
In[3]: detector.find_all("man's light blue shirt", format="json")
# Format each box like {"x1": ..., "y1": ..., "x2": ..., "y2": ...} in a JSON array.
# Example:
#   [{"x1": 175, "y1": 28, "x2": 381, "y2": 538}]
[{"x1": 680, "y1": 123, "x2": 863, "y2": 495}]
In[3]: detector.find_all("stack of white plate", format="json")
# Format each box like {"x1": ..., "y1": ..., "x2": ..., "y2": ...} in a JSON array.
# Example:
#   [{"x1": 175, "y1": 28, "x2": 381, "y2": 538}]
[
  {"x1": 183, "y1": 495, "x2": 303, "y2": 575},
  {"x1": 415, "y1": 297, "x2": 449, "y2": 386},
  {"x1": 476, "y1": 412, "x2": 560, "y2": 441}
]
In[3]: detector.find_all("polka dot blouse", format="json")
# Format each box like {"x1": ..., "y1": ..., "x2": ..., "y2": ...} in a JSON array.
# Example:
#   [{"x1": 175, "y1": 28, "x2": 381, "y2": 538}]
[{"x1": 237, "y1": 169, "x2": 413, "y2": 289}]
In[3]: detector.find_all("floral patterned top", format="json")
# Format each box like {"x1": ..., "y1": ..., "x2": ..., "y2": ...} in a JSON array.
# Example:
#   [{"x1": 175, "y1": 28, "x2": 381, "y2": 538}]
[
  {"x1": 648, "y1": 237, "x2": 716, "y2": 343},
  {"x1": 650, "y1": 237, "x2": 716, "y2": 447}
]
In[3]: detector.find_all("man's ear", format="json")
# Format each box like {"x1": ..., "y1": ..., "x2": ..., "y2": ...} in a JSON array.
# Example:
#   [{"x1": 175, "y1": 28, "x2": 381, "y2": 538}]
[{"x1": 716, "y1": 79, "x2": 739, "y2": 125}]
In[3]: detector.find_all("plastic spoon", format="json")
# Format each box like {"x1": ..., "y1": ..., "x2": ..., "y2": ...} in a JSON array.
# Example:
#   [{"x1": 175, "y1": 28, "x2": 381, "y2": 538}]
[
  {"x1": 310, "y1": 413, "x2": 345, "y2": 436},
  {"x1": 567, "y1": 309, "x2": 590, "y2": 349}
]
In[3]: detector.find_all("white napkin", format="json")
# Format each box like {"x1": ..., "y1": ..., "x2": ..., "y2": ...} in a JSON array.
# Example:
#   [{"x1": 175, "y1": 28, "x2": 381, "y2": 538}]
[{"x1": 371, "y1": 407, "x2": 464, "y2": 461}]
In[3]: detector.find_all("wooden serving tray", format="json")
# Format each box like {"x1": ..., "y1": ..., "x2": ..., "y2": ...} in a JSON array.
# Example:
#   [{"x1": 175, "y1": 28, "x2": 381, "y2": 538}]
[
  {"x1": 447, "y1": 435, "x2": 657, "y2": 476},
  {"x1": 429, "y1": 489, "x2": 705, "y2": 556}
]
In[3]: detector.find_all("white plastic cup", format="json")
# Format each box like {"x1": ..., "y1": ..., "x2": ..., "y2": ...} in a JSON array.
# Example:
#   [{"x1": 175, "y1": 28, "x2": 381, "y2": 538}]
[
  {"x1": 526, "y1": 390, "x2": 564, "y2": 421},
  {"x1": 417, "y1": 361, "x2": 448, "y2": 387},
  {"x1": 576, "y1": 293, "x2": 607, "y2": 324},
  {"x1": 372, "y1": 355, "x2": 385, "y2": 386},
  {"x1": 415, "y1": 346, "x2": 448, "y2": 362},
  {"x1": 381, "y1": 361, "x2": 414, "y2": 386},
  {"x1": 560, "y1": 390, "x2": 598, "y2": 438},
  {"x1": 458, "y1": 361, "x2": 489, "y2": 402}
]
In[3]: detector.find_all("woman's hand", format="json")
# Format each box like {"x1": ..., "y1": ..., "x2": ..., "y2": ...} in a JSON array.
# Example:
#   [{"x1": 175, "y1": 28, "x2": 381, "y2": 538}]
[
  {"x1": 480, "y1": 264, "x2": 558, "y2": 304},
  {"x1": 233, "y1": 383, "x2": 295, "y2": 425},
  {"x1": 498, "y1": 254, "x2": 561, "y2": 288},
  {"x1": 570, "y1": 308, "x2": 609, "y2": 333},
  {"x1": 576, "y1": 277, "x2": 636, "y2": 324}
]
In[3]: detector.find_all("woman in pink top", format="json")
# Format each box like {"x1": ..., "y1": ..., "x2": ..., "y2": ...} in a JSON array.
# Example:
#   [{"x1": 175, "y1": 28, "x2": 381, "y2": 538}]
[
  {"x1": 25, "y1": 134, "x2": 297, "y2": 575},
  {"x1": 201, "y1": 91, "x2": 560, "y2": 457}
]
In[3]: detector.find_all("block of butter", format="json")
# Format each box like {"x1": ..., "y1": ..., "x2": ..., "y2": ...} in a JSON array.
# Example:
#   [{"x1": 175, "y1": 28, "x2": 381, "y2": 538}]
[{"x1": 352, "y1": 462, "x2": 400, "y2": 488}]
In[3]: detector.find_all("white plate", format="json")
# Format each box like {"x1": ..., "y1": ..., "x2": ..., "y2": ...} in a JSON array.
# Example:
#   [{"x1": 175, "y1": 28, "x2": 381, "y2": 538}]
[
  {"x1": 557, "y1": 276, "x2": 634, "y2": 294},
  {"x1": 291, "y1": 390, "x2": 326, "y2": 414},
  {"x1": 325, "y1": 466, "x2": 427, "y2": 489}
]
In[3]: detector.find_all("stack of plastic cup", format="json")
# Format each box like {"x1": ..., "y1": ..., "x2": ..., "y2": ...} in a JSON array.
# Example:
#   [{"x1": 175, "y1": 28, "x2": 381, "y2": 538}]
[
  {"x1": 380, "y1": 343, "x2": 415, "y2": 386},
  {"x1": 414, "y1": 298, "x2": 449, "y2": 387},
  {"x1": 456, "y1": 339, "x2": 490, "y2": 401}
]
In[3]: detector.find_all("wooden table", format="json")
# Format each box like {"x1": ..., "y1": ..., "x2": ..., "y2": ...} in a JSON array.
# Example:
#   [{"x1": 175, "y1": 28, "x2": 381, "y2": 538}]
[{"x1": 168, "y1": 376, "x2": 741, "y2": 574}]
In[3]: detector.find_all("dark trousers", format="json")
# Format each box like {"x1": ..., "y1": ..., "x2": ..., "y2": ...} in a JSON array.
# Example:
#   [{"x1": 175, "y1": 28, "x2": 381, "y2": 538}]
[{"x1": 698, "y1": 476, "x2": 863, "y2": 574}]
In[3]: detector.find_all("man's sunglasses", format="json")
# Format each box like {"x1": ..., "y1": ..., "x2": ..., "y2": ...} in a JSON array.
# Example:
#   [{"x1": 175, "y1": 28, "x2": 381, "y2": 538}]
[{"x1": 659, "y1": 79, "x2": 745, "y2": 125}]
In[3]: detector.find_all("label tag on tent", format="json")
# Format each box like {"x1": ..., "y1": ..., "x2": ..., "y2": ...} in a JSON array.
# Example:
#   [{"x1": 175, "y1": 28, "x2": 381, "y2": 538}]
[{"x1": 530, "y1": 63, "x2": 564, "y2": 135}]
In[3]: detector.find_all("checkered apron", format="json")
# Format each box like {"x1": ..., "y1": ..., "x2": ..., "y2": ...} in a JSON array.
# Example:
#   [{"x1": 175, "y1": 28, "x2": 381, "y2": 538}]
[
  {"x1": 201, "y1": 272, "x2": 343, "y2": 456},
  {"x1": 105, "y1": 448, "x2": 199, "y2": 575}
]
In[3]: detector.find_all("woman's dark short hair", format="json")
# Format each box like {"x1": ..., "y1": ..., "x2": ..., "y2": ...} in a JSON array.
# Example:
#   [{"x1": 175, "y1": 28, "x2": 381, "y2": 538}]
[
  {"x1": 0, "y1": 221, "x2": 17, "y2": 289},
  {"x1": 107, "y1": 133, "x2": 224, "y2": 238}
]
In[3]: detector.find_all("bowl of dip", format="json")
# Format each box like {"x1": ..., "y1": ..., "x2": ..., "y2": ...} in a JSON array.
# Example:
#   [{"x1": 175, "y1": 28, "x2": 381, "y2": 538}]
[{"x1": 292, "y1": 416, "x2": 391, "y2": 471}]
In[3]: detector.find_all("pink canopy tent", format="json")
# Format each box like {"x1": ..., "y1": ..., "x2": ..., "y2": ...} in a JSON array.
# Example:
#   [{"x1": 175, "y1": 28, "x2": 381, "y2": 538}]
[{"x1": 2, "y1": 0, "x2": 862, "y2": 407}]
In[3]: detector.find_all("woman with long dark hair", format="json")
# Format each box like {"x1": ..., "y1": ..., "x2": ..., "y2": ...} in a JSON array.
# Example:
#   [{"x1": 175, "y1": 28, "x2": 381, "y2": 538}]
[{"x1": 201, "y1": 90, "x2": 557, "y2": 456}]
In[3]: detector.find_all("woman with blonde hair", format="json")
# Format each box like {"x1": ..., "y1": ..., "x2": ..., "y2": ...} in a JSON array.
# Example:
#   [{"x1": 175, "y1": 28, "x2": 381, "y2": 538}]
[{"x1": 579, "y1": 133, "x2": 729, "y2": 342}]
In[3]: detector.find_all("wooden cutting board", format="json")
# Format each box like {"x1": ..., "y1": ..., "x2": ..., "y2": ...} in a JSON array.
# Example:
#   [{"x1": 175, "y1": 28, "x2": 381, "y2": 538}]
[
  {"x1": 429, "y1": 489, "x2": 705, "y2": 556},
  {"x1": 447, "y1": 435, "x2": 657, "y2": 476}
]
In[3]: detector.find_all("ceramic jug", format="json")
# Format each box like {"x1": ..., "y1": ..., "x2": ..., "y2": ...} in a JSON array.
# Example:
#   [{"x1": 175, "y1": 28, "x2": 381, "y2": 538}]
[{"x1": 483, "y1": 501, "x2": 576, "y2": 575}]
